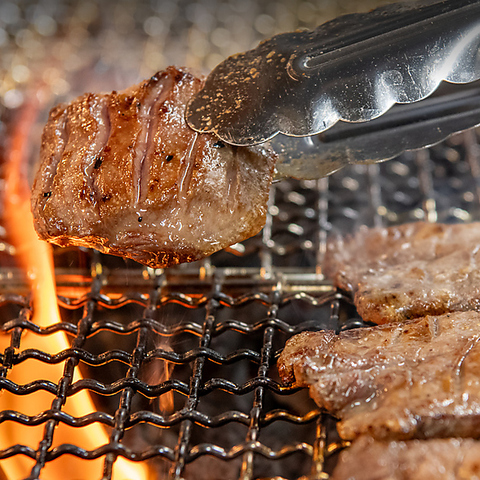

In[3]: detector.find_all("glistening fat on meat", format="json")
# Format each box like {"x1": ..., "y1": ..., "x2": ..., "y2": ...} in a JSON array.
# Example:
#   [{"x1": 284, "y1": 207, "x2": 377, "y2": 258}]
[
  {"x1": 323, "y1": 222, "x2": 480, "y2": 324},
  {"x1": 330, "y1": 435, "x2": 480, "y2": 480},
  {"x1": 31, "y1": 67, "x2": 277, "y2": 268},
  {"x1": 278, "y1": 312, "x2": 480, "y2": 441}
]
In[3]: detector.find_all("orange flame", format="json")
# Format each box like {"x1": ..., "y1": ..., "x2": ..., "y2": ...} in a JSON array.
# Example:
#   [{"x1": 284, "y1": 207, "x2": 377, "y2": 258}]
[
  {"x1": 140, "y1": 341, "x2": 175, "y2": 414},
  {"x1": 0, "y1": 93, "x2": 149, "y2": 479}
]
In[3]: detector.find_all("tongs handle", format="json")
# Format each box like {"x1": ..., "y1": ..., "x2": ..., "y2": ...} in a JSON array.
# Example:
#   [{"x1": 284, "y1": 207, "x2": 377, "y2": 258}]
[
  {"x1": 272, "y1": 82, "x2": 480, "y2": 179},
  {"x1": 186, "y1": 0, "x2": 480, "y2": 146}
]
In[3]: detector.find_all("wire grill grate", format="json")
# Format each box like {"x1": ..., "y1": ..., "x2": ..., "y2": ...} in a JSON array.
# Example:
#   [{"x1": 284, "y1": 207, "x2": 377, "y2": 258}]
[
  {"x1": 1, "y1": 129, "x2": 480, "y2": 478},
  {"x1": 1, "y1": 130, "x2": 480, "y2": 478},
  {"x1": 0, "y1": 260, "x2": 347, "y2": 479}
]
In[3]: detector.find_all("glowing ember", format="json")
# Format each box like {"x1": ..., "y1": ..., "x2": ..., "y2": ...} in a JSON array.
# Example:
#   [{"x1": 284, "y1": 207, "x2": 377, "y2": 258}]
[{"x1": 0, "y1": 95, "x2": 149, "y2": 479}]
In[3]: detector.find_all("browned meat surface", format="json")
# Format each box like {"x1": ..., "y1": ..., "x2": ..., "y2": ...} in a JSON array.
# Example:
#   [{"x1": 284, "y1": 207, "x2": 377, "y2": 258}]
[
  {"x1": 330, "y1": 436, "x2": 480, "y2": 480},
  {"x1": 31, "y1": 66, "x2": 276, "y2": 268},
  {"x1": 323, "y1": 222, "x2": 480, "y2": 324},
  {"x1": 278, "y1": 312, "x2": 480, "y2": 441}
]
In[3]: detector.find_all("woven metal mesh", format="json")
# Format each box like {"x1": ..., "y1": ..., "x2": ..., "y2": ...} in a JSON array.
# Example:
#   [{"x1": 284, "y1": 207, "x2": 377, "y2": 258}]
[
  {"x1": 1, "y1": 1, "x2": 480, "y2": 479},
  {"x1": 2, "y1": 132, "x2": 479, "y2": 479}
]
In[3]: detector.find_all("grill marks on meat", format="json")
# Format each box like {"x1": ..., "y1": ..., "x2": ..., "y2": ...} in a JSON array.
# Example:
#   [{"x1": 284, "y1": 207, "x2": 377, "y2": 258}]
[
  {"x1": 330, "y1": 436, "x2": 480, "y2": 480},
  {"x1": 38, "y1": 107, "x2": 68, "y2": 200},
  {"x1": 132, "y1": 72, "x2": 173, "y2": 206},
  {"x1": 323, "y1": 222, "x2": 480, "y2": 324},
  {"x1": 278, "y1": 312, "x2": 480, "y2": 441},
  {"x1": 31, "y1": 67, "x2": 277, "y2": 268},
  {"x1": 84, "y1": 97, "x2": 111, "y2": 210}
]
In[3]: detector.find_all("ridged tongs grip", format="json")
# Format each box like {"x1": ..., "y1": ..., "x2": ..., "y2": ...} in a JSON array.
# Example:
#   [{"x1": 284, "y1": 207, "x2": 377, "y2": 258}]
[{"x1": 186, "y1": 0, "x2": 480, "y2": 150}]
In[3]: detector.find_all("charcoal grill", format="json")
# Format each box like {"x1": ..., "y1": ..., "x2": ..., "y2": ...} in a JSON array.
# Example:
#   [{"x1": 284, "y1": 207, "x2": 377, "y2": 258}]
[{"x1": 1, "y1": 1, "x2": 480, "y2": 479}]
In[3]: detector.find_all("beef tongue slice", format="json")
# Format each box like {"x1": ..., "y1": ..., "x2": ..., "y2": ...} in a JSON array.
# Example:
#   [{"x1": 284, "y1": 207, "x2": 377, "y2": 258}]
[
  {"x1": 31, "y1": 66, "x2": 276, "y2": 268},
  {"x1": 278, "y1": 312, "x2": 480, "y2": 441},
  {"x1": 323, "y1": 222, "x2": 480, "y2": 324}
]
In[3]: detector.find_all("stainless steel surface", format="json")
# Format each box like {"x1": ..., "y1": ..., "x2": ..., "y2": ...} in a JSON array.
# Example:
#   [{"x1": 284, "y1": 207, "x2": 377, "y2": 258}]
[
  {"x1": 186, "y1": 0, "x2": 480, "y2": 167},
  {"x1": 273, "y1": 82, "x2": 480, "y2": 179}
]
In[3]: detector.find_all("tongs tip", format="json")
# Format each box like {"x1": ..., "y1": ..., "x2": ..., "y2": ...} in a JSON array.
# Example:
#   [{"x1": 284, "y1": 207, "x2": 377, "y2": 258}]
[{"x1": 187, "y1": 0, "x2": 480, "y2": 148}]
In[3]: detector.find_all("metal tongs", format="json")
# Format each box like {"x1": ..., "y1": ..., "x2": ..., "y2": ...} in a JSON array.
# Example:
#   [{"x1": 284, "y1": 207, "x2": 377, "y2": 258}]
[{"x1": 186, "y1": 0, "x2": 480, "y2": 179}]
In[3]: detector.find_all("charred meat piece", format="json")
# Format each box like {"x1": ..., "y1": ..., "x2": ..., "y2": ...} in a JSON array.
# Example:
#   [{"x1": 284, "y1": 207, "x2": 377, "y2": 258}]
[
  {"x1": 278, "y1": 312, "x2": 480, "y2": 441},
  {"x1": 330, "y1": 435, "x2": 480, "y2": 480},
  {"x1": 323, "y1": 222, "x2": 480, "y2": 324},
  {"x1": 31, "y1": 67, "x2": 276, "y2": 268}
]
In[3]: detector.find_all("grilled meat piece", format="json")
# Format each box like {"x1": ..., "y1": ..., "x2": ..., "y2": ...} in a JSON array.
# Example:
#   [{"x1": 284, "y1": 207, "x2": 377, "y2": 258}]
[
  {"x1": 324, "y1": 222, "x2": 480, "y2": 324},
  {"x1": 31, "y1": 67, "x2": 276, "y2": 268},
  {"x1": 278, "y1": 312, "x2": 480, "y2": 441},
  {"x1": 330, "y1": 436, "x2": 480, "y2": 480}
]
